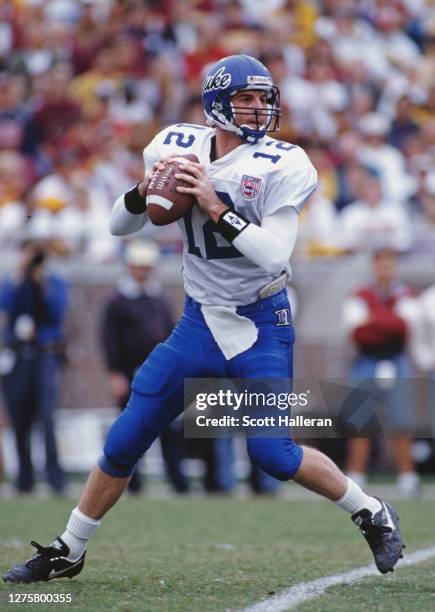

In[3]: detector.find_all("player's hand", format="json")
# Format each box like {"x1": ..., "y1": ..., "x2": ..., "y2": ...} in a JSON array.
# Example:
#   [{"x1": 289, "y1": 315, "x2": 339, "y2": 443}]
[
  {"x1": 139, "y1": 156, "x2": 178, "y2": 197},
  {"x1": 152, "y1": 156, "x2": 177, "y2": 174},
  {"x1": 137, "y1": 179, "x2": 149, "y2": 198},
  {"x1": 175, "y1": 161, "x2": 227, "y2": 222}
]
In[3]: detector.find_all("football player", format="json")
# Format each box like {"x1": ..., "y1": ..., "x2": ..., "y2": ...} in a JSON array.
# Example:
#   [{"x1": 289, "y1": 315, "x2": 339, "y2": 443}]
[{"x1": 4, "y1": 55, "x2": 404, "y2": 583}]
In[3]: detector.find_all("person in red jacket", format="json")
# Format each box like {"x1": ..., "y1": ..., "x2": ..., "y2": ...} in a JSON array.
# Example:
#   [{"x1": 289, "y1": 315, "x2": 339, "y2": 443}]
[{"x1": 342, "y1": 248, "x2": 420, "y2": 498}]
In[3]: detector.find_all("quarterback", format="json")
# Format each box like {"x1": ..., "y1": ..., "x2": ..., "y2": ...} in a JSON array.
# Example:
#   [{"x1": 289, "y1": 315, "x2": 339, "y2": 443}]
[{"x1": 4, "y1": 55, "x2": 404, "y2": 583}]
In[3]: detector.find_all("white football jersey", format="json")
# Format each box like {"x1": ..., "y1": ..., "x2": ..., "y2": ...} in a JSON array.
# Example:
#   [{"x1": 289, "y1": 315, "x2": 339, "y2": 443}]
[{"x1": 143, "y1": 123, "x2": 317, "y2": 306}]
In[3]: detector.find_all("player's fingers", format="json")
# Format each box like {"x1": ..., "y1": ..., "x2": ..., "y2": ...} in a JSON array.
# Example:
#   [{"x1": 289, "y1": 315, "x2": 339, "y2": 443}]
[
  {"x1": 176, "y1": 185, "x2": 196, "y2": 193},
  {"x1": 153, "y1": 157, "x2": 175, "y2": 171},
  {"x1": 174, "y1": 172, "x2": 197, "y2": 184},
  {"x1": 177, "y1": 163, "x2": 201, "y2": 177},
  {"x1": 179, "y1": 160, "x2": 203, "y2": 169}
]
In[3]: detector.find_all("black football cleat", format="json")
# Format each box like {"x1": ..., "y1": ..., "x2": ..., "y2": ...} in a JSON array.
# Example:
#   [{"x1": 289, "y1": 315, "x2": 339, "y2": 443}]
[
  {"x1": 3, "y1": 537, "x2": 85, "y2": 583},
  {"x1": 352, "y1": 499, "x2": 405, "y2": 574}
]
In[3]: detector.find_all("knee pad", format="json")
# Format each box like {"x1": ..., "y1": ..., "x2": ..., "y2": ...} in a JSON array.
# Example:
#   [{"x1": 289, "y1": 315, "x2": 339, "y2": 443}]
[
  {"x1": 100, "y1": 402, "x2": 158, "y2": 478},
  {"x1": 247, "y1": 437, "x2": 303, "y2": 481},
  {"x1": 98, "y1": 453, "x2": 136, "y2": 478},
  {"x1": 99, "y1": 408, "x2": 145, "y2": 478},
  {"x1": 100, "y1": 386, "x2": 183, "y2": 478}
]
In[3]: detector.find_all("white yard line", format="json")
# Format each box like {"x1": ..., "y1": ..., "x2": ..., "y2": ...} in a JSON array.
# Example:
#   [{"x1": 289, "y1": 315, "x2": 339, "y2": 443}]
[{"x1": 242, "y1": 545, "x2": 435, "y2": 612}]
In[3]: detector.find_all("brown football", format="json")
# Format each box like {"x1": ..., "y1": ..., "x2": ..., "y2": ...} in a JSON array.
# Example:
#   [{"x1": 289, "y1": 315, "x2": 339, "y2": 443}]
[{"x1": 146, "y1": 153, "x2": 199, "y2": 226}]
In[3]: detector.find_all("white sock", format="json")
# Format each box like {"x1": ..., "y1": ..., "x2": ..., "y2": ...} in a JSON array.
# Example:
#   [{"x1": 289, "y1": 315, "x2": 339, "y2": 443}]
[
  {"x1": 60, "y1": 507, "x2": 101, "y2": 561},
  {"x1": 336, "y1": 477, "x2": 382, "y2": 515}
]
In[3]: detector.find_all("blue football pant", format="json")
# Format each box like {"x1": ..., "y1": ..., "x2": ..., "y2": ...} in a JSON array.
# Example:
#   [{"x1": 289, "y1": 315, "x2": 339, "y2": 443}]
[{"x1": 99, "y1": 290, "x2": 304, "y2": 481}]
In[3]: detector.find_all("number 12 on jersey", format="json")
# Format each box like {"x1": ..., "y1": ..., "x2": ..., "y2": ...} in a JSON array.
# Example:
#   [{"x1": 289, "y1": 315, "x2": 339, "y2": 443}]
[{"x1": 184, "y1": 192, "x2": 242, "y2": 260}]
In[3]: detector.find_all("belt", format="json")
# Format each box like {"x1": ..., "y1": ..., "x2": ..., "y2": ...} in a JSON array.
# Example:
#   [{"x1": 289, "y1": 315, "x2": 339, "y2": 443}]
[
  {"x1": 185, "y1": 287, "x2": 288, "y2": 315},
  {"x1": 259, "y1": 272, "x2": 288, "y2": 299}
]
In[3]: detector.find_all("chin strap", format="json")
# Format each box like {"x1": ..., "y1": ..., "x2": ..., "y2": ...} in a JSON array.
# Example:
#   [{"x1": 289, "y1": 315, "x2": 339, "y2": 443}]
[{"x1": 205, "y1": 109, "x2": 266, "y2": 144}]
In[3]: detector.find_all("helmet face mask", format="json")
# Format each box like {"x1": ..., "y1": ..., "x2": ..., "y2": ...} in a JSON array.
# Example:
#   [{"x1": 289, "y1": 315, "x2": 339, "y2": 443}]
[{"x1": 202, "y1": 55, "x2": 281, "y2": 144}]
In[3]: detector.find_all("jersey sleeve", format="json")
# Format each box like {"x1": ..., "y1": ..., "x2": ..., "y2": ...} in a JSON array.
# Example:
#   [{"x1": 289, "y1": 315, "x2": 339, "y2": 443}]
[
  {"x1": 142, "y1": 123, "x2": 207, "y2": 179},
  {"x1": 263, "y1": 148, "x2": 318, "y2": 217}
]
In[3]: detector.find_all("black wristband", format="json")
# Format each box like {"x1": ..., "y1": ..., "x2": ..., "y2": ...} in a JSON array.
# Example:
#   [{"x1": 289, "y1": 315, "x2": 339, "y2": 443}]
[
  {"x1": 217, "y1": 209, "x2": 250, "y2": 243},
  {"x1": 124, "y1": 184, "x2": 147, "y2": 214}
]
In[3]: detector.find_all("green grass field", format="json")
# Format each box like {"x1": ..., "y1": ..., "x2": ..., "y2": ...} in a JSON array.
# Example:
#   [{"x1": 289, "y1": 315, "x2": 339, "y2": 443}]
[{"x1": 1, "y1": 497, "x2": 434, "y2": 611}]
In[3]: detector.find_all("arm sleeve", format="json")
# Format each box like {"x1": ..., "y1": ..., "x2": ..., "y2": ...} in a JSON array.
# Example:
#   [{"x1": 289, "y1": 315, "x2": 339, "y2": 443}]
[
  {"x1": 109, "y1": 194, "x2": 149, "y2": 236},
  {"x1": 231, "y1": 151, "x2": 317, "y2": 275},
  {"x1": 232, "y1": 206, "x2": 299, "y2": 275},
  {"x1": 109, "y1": 136, "x2": 161, "y2": 236}
]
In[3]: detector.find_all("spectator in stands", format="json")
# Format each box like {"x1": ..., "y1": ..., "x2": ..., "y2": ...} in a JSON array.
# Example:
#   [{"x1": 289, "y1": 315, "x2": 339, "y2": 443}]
[
  {"x1": 101, "y1": 240, "x2": 188, "y2": 494},
  {"x1": 334, "y1": 134, "x2": 366, "y2": 211},
  {"x1": 296, "y1": 191, "x2": 341, "y2": 258},
  {"x1": 417, "y1": 35, "x2": 435, "y2": 90},
  {"x1": 0, "y1": 240, "x2": 68, "y2": 494},
  {"x1": 0, "y1": 151, "x2": 29, "y2": 247},
  {"x1": 54, "y1": 180, "x2": 117, "y2": 262},
  {"x1": 407, "y1": 153, "x2": 433, "y2": 215},
  {"x1": 33, "y1": 63, "x2": 82, "y2": 156},
  {"x1": 71, "y1": 0, "x2": 109, "y2": 76},
  {"x1": 412, "y1": 172, "x2": 435, "y2": 254},
  {"x1": 339, "y1": 170, "x2": 412, "y2": 253},
  {"x1": 0, "y1": 73, "x2": 39, "y2": 160},
  {"x1": 1, "y1": 0, "x2": 434, "y2": 256},
  {"x1": 316, "y1": 4, "x2": 381, "y2": 80},
  {"x1": 388, "y1": 95, "x2": 420, "y2": 152},
  {"x1": 357, "y1": 112, "x2": 414, "y2": 204},
  {"x1": 26, "y1": 150, "x2": 83, "y2": 247},
  {"x1": 342, "y1": 249, "x2": 420, "y2": 498}
]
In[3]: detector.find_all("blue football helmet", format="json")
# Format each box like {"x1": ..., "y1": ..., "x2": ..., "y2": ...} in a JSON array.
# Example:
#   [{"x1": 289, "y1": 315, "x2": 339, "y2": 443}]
[{"x1": 202, "y1": 55, "x2": 281, "y2": 144}]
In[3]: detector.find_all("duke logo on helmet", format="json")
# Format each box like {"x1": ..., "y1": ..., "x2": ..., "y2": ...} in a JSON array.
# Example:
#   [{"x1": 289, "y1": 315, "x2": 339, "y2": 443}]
[
  {"x1": 203, "y1": 67, "x2": 232, "y2": 93},
  {"x1": 202, "y1": 54, "x2": 281, "y2": 144}
]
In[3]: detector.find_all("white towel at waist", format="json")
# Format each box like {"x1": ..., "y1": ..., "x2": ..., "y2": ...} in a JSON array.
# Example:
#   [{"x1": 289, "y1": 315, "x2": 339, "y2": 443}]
[{"x1": 201, "y1": 305, "x2": 258, "y2": 360}]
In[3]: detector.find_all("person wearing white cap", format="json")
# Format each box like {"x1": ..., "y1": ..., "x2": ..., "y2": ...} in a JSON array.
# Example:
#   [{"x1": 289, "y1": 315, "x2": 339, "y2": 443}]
[
  {"x1": 100, "y1": 240, "x2": 188, "y2": 494},
  {"x1": 357, "y1": 112, "x2": 414, "y2": 204}
]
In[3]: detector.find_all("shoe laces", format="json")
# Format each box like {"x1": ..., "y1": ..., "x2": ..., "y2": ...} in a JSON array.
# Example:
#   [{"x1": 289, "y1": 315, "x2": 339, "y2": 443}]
[
  {"x1": 25, "y1": 541, "x2": 64, "y2": 569},
  {"x1": 359, "y1": 517, "x2": 392, "y2": 546}
]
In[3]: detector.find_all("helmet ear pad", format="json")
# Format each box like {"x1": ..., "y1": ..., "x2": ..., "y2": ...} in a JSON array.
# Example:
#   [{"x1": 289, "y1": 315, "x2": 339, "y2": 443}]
[{"x1": 213, "y1": 96, "x2": 233, "y2": 123}]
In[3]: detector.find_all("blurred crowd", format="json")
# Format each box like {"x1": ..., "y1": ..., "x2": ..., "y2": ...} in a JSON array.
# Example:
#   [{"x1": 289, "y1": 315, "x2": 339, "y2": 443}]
[
  {"x1": 2, "y1": 0, "x2": 435, "y2": 495},
  {"x1": 1, "y1": 0, "x2": 435, "y2": 260}
]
